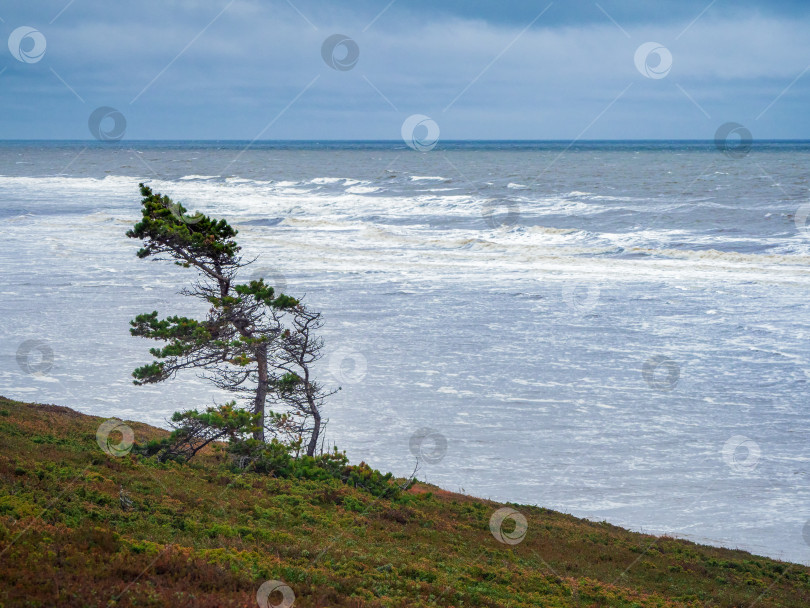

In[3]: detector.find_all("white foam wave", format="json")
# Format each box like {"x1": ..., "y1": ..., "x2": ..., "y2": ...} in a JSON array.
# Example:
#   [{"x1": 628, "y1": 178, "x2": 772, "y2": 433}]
[
  {"x1": 3, "y1": 173, "x2": 809, "y2": 285},
  {"x1": 346, "y1": 186, "x2": 381, "y2": 194}
]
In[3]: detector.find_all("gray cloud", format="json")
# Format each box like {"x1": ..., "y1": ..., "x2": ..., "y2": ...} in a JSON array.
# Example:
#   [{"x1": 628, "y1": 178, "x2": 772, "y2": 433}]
[{"x1": 0, "y1": 0, "x2": 807, "y2": 139}]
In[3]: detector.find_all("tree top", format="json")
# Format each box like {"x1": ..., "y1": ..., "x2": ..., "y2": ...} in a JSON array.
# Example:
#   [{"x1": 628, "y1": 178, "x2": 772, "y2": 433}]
[{"x1": 126, "y1": 183, "x2": 240, "y2": 269}]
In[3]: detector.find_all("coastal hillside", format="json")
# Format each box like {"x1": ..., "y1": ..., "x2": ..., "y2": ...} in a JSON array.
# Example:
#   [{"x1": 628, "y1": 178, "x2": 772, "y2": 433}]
[{"x1": 0, "y1": 395, "x2": 807, "y2": 607}]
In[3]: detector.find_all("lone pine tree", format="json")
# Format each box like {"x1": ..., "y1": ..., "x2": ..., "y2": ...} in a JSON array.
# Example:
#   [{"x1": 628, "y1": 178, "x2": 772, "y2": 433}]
[{"x1": 126, "y1": 184, "x2": 331, "y2": 454}]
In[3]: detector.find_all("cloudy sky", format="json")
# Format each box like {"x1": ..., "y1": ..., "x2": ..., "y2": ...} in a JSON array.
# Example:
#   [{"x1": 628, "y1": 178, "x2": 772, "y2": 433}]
[{"x1": 1, "y1": 0, "x2": 808, "y2": 140}]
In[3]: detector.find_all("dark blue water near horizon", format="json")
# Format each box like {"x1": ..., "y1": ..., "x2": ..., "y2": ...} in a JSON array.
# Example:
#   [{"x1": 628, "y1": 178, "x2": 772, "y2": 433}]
[{"x1": 1, "y1": 138, "x2": 809, "y2": 148}]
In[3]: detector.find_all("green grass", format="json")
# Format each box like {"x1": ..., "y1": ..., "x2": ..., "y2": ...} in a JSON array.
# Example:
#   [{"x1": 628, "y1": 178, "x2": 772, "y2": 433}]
[{"x1": 0, "y1": 395, "x2": 807, "y2": 607}]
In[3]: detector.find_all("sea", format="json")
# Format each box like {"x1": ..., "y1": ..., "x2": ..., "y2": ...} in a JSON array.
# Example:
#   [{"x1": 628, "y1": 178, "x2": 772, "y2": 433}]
[{"x1": 2, "y1": 140, "x2": 810, "y2": 563}]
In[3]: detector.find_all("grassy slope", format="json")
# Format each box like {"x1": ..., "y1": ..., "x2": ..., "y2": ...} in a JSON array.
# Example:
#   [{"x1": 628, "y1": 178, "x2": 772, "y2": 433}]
[{"x1": 0, "y1": 396, "x2": 807, "y2": 608}]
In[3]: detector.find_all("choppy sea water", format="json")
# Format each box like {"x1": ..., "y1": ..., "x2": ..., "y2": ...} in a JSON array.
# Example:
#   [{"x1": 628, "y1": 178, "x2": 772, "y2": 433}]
[{"x1": 2, "y1": 140, "x2": 810, "y2": 563}]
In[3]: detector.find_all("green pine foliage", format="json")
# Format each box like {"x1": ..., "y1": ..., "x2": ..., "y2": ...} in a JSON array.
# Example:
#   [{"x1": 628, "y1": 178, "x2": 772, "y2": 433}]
[
  {"x1": 135, "y1": 402, "x2": 259, "y2": 463},
  {"x1": 126, "y1": 184, "x2": 239, "y2": 264}
]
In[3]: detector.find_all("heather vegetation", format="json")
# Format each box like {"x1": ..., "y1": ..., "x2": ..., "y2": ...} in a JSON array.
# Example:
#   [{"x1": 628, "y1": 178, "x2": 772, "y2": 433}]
[{"x1": 1, "y1": 396, "x2": 809, "y2": 607}]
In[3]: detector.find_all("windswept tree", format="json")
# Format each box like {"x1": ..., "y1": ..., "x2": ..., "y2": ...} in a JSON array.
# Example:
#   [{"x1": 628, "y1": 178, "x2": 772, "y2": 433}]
[
  {"x1": 126, "y1": 184, "x2": 329, "y2": 451},
  {"x1": 204, "y1": 299, "x2": 334, "y2": 456},
  {"x1": 268, "y1": 305, "x2": 338, "y2": 456}
]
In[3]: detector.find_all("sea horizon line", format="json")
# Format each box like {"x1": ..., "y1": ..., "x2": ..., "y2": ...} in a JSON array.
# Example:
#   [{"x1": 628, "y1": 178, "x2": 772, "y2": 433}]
[{"x1": 2, "y1": 138, "x2": 810, "y2": 144}]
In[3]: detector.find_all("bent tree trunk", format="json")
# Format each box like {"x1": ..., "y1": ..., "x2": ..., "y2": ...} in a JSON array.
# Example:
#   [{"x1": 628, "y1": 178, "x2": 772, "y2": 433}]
[
  {"x1": 254, "y1": 344, "x2": 268, "y2": 442},
  {"x1": 306, "y1": 397, "x2": 321, "y2": 457}
]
